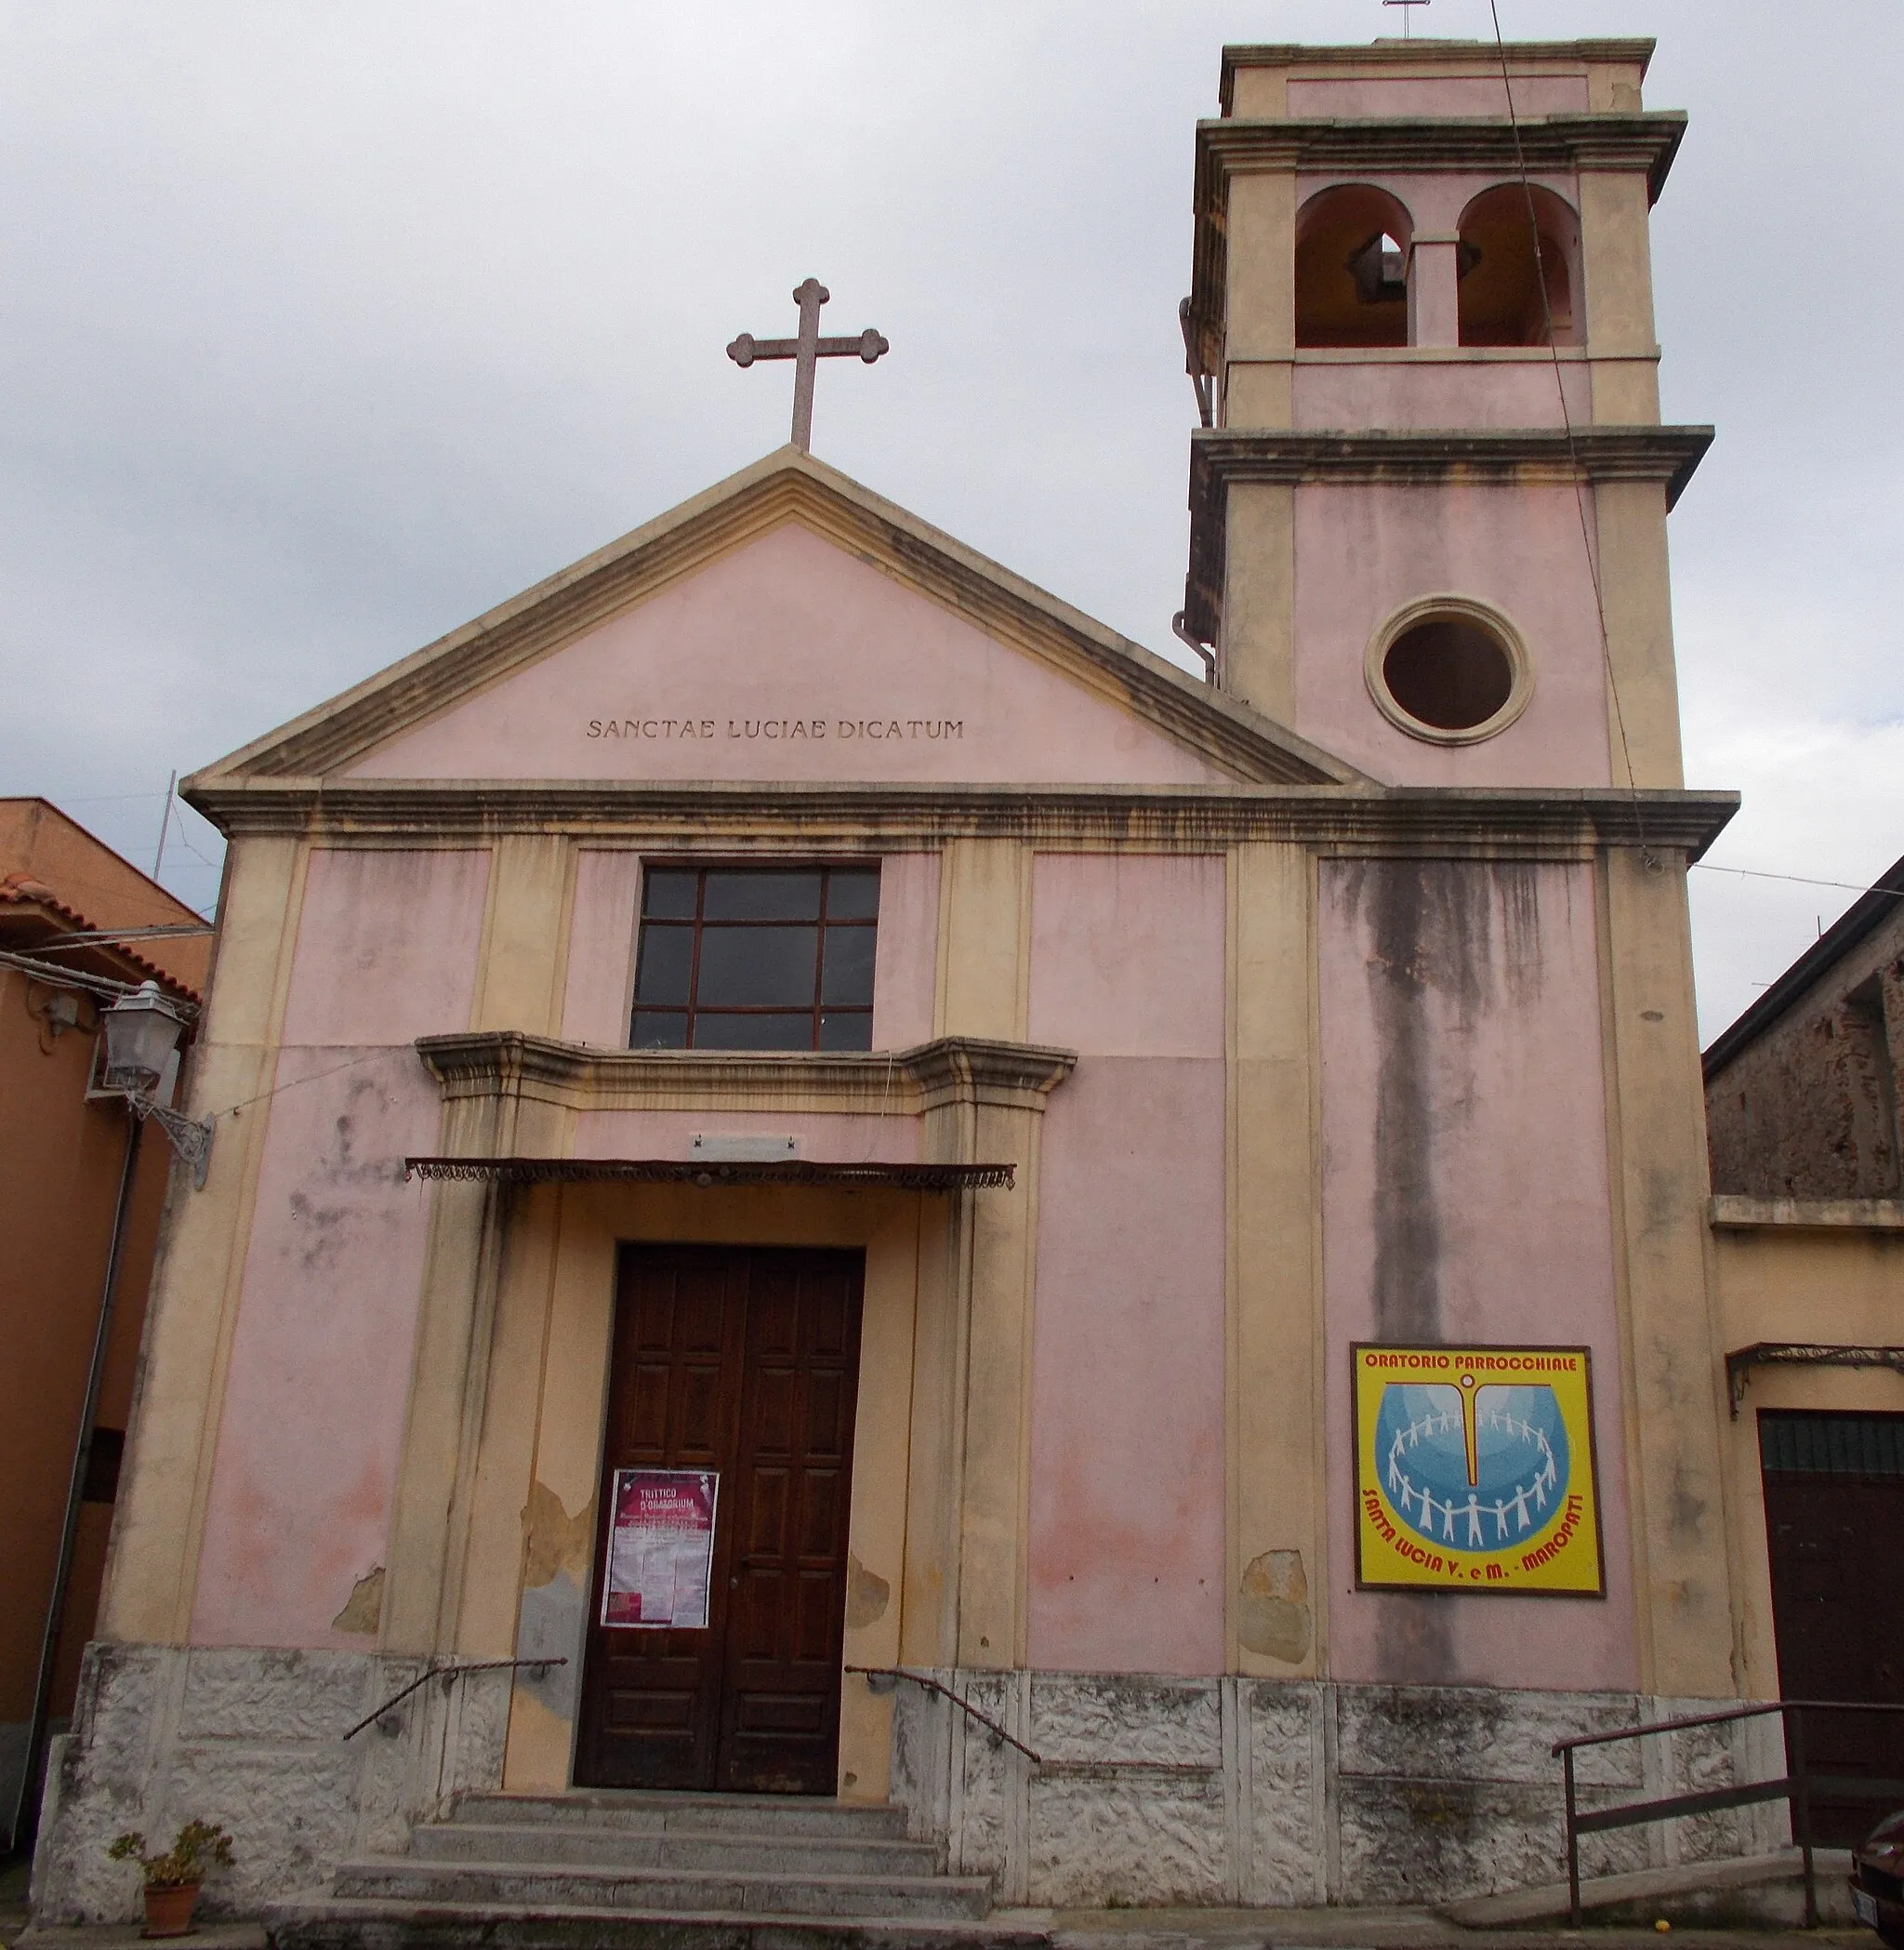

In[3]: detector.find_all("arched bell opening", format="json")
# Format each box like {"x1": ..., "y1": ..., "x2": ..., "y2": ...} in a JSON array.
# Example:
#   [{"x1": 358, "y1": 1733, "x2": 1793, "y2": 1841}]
[
  {"x1": 1295, "y1": 184, "x2": 1415, "y2": 349},
  {"x1": 1457, "y1": 184, "x2": 1583, "y2": 348}
]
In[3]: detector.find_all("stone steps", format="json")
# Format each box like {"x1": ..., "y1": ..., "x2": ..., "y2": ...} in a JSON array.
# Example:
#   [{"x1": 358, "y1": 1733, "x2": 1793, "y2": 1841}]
[
  {"x1": 263, "y1": 1789, "x2": 1005, "y2": 1950},
  {"x1": 411, "y1": 1823, "x2": 943, "y2": 1877},
  {"x1": 331, "y1": 1859, "x2": 992, "y2": 1921},
  {"x1": 447, "y1": 1793, "x2": 916, "y2": 1841}
]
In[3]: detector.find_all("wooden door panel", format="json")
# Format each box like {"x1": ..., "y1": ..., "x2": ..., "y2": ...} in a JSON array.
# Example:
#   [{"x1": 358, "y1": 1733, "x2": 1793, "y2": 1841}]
[
  {"x1": 576, "y1": 1245, "x2": 862, "y2": 1796},
  {"x1": 1762, "y1": 1442, "x2": 1904, "y2": 1846},
  {"x1": 575, "y1": 1252, "x2": 746, "y2": 1790},
  {"x1": 717, "y1": 1254, "x2": 863, "y2": 1794}
]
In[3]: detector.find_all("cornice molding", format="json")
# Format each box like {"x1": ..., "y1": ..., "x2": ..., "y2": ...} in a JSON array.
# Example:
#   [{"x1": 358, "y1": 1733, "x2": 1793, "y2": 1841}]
[
  {"x1": 1183, "y1": 426, "x2": 1712, "y2": 648},
  {"x1": 184, "y1": 777, "x2": 1739, "y2": 860},
  {"x1": 1193, "y1": 425, "x2": 1710, "y2": 497},
  {"x1": 183, "y1": 450, "x2": 1352, "y2": 793},
  {"x1": 1196, "y1": 113, "x2": 1685, "y2": 199},
  {"x1": 414, "y1": 1032, "x2": 1078, "y2": 1122},
  {"x1": 1220, "y1": 42, "x2": 1657, "y2": 96}
]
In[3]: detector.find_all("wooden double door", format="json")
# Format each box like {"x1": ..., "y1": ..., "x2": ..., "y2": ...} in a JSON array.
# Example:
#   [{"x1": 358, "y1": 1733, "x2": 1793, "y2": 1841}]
[
  {"x1": 575, "y1": 1245, "x2": 865, "y2": 1794},
  {"x1": 1761, "y1": 1412, "x2": 1904, "y2": 1845}
]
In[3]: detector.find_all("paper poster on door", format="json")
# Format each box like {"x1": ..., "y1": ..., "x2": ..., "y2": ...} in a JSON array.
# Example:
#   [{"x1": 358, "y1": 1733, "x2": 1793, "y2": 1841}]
[
  {"x1": 601, "y1": 1469, "x2": 719, "y2": 1627},
  {"x1": 1352, "y1": 1346, "x2": 1604, "y2": 1595}
]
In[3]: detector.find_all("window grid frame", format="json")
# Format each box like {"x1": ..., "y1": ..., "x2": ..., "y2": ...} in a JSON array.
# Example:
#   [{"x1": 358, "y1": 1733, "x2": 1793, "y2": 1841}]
[{"x1": 630, "y1": 862, "x2": 879, "y2": 1054}]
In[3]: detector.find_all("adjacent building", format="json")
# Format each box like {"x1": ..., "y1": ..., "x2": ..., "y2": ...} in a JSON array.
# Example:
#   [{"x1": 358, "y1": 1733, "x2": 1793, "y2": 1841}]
[
  {"x1": 1704, "y1": 853, "x2": 1904, "y2": 1841},
  {"x1": 0, "y1": 801, "x2": 209, "y2": 1844}
]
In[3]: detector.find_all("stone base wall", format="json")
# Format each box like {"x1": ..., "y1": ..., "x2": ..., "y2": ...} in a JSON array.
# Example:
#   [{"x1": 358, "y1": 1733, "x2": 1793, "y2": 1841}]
[
  {"x1": 889, "y1": 1672, "x2": 1791, "y2": 1908},
  {"x1": 32, "y1": 1646, "x2": 1789, "y2": 1921},
  {"x1": 30, "y1": 1643, "x2": 510, "y2": 1926}
]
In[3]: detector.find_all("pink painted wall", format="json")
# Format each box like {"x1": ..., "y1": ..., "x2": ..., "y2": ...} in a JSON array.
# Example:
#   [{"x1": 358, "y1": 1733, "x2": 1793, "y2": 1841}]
[
  {"x1": 1025, "y1": 855, "x2": 1227, "y2": 1676},
  {"x1": 1293, "y1": 479, "x2": 1611, "y2": 788},
  {"x1": 1293, "y1": 358, "x2": 1591, "y2": 432},
  {"x1": 575, "y1": 1109, "x2": 919, "y2": 1166},
  {"x1": 347, "y1": 524, "x2": 1224, "y2": 788},
  {"x1": 191, "y1": 847, "x2": 490, "y2": 1647},
  {"x1": 1285, "y1": 76, "x2": 1590, "y2": 118},
  {"x1": 1316, "y1": 857, "x2": 1636, "y2": 1690}
]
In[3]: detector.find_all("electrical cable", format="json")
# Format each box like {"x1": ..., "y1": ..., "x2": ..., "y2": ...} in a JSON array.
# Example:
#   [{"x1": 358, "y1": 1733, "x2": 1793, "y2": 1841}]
[
  {"x1": 1690, "y1": 862, "x2": 1904, "y2": 902},
  {"x1": 205, "y1": 1047, "x2": 392, "y2": 1126},
  {"x1": 1486, "y1": 2, "x2": 1659, "y2": 871}
]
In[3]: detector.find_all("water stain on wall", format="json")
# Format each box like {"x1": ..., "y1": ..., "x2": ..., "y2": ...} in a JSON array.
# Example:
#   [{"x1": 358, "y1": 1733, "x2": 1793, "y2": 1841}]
[{"x1": 1335, "y1": 857, "x2": 1548, "y2": 1684}]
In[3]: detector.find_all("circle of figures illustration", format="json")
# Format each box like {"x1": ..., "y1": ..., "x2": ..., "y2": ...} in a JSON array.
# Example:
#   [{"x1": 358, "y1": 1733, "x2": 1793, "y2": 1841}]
[{"x1": 1375, "y1": 1380, "x2": 1567, "y2": 1552}]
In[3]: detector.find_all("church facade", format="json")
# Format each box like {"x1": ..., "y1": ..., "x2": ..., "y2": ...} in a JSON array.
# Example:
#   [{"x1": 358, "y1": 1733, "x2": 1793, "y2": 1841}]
[{"x1": 38, "y1": 34, "x2": 1775, "y2": 1921}]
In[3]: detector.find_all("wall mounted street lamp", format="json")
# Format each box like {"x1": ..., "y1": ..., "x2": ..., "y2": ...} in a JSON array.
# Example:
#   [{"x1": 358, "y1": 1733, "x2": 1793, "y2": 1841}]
[{"x1": 99, "y1": 980, "x2": 214, "y2": 1188}]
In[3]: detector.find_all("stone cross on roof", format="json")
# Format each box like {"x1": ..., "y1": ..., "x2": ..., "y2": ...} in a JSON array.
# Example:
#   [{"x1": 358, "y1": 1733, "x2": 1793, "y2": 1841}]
[{"x1": 726, "y1": 278, "x2": 890, "y2": 453}]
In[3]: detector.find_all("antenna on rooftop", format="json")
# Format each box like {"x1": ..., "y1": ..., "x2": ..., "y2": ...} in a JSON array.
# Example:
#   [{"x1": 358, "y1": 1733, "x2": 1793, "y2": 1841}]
[{"x1": 1382, "y1": 0, "x2": 1431, "y2": 39}]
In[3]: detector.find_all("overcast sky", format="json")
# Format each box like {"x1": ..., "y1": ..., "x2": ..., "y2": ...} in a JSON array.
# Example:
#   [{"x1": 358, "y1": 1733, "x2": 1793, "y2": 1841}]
[{"x1": 3, "y1": 0, "x2": 1898, "y2": 1040}]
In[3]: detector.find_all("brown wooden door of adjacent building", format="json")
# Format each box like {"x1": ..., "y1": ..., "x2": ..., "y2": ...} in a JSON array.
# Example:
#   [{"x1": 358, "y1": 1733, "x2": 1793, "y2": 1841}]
[
  {"x1": 1759, "y1": 1411, "x2": 1904, "y2": 1846},
  {"x1": 575, "y1": 1245, "x2": 864, "y2": 1795}
]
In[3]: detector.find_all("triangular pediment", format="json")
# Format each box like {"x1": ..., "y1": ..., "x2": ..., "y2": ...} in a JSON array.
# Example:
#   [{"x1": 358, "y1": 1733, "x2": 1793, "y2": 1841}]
[{"x1": 188, "y1": 449, "x2": 1358, "y2": 791}]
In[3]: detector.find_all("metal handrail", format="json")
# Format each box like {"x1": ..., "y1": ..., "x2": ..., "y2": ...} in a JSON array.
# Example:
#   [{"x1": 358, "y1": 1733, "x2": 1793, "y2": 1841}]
[
  {"x1": 1554, "y1": 1698, "x2": 1904, "y2": 1929},
  {"x1": 846, "y1": 1665, "x2": 1042, "y2": 1765},
  {"x1": 343, "y1": 1656, "x2": 566, "y2": 1743}
]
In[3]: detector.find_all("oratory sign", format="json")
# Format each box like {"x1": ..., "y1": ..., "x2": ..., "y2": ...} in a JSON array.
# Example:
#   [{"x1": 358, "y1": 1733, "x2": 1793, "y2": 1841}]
[{"x1": 1352, "y1": 1346, "x2": 1605, "y2": 1595}]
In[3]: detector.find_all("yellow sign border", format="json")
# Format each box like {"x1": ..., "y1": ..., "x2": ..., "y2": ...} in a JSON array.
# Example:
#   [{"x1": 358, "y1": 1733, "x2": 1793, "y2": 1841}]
[{"x1": 1351, "y1": 1344, "x2": 1606, "y2": 1597}]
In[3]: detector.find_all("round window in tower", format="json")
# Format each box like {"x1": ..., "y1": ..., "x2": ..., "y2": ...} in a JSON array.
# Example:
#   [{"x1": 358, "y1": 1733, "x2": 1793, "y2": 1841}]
[{"x1": 1365, "y1": 597, "x2": 1533, "y2": 745}]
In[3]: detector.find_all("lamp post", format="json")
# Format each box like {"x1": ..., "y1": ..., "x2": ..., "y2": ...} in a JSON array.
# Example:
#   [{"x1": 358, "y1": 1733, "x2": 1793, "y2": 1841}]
[
  {"x1": 99, "y1": 981, "x2": 214, "y2": 1187},
  {"x1": 6, "y1": 981, "x2": 212, "y2": 1854}
]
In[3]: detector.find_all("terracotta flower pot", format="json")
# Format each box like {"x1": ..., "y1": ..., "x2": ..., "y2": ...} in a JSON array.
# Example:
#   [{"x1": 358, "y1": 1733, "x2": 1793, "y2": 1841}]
[{"x1": 141, "y1": 1881, "x2": 201, "y2": 1938}]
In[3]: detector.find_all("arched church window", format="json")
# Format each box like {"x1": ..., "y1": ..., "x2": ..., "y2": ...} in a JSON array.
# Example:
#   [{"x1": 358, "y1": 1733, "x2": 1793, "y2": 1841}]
[
  {"x1": 1365, "y1": 597, "x2": 1533, "y2": 745},
  {"x1": 1456, "y1": 185, "x2": 1582, "y2": 348},
  {"x1": 1294, "y1": 185, "x2": 1413, "y2": 349}
]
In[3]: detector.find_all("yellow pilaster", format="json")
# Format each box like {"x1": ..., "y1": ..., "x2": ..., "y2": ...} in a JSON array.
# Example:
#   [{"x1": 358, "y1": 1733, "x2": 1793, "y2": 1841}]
[
  {"x1": 935, "y1": 839, "x2": 1027, "y2": 1041},
  {"x1": 472, "y1": 834, "x2": 575, "y2": 1035},
  {"x1": 1228, "y1": 843, "x2": 1323, "y2": 1676},
  {"x1": 1580, "y1": 171, "x2": 1662, "y2": 425},
  {"x1": 1593, "y1": 479, "x2": 1686, "y2": 790},
  {"x1": 98, "y1": 835, "x2": 308, "y2": 1645},
  {"x1": 1221, "y1": 484, "x2": 1298, "y2": 723},
  {"x1": 1600, "y1": 848, "x2": 1737, "y2": 1698},
  {"x1": 1221, "y1": 171, "x2": 1296, "y2": 431}
]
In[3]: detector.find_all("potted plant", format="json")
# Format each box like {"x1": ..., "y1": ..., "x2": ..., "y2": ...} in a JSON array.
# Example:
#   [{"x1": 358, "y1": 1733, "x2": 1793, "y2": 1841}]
[{"x1": 109, "y1": 1820, "x2": 235, "y2": 1937}]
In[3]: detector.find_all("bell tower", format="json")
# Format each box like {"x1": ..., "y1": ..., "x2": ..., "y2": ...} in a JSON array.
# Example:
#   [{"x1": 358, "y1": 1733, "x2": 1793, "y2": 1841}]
[{"x1": 1180, "y1": 37, "x2": 1710, "y2": 790}]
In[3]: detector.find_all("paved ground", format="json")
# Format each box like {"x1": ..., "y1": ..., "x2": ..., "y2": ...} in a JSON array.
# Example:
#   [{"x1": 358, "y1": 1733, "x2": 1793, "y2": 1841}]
[
  {"x1": 3, "y1": 1908, "x2": 1869, "y2": 1950},
  {"x1": 1044, "y1": 1911, "x2": 1870, "y2": 1949},
  {"x1": 7, "y1": 1920, "x2": 1866, "y2": 1950}
]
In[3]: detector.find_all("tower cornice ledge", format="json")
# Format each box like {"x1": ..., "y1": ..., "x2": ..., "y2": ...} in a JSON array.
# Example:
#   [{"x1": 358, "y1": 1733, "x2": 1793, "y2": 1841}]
[
  {"x1": 1192, "y1": 424, "x2": 1712, "y2": 503},
  {"x1": 1221, "y1": 39, "x2": 1658, "y2": 73},
  {"x1": 1196, "y1": 113, "x2": 1686, "y2": 205}
]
